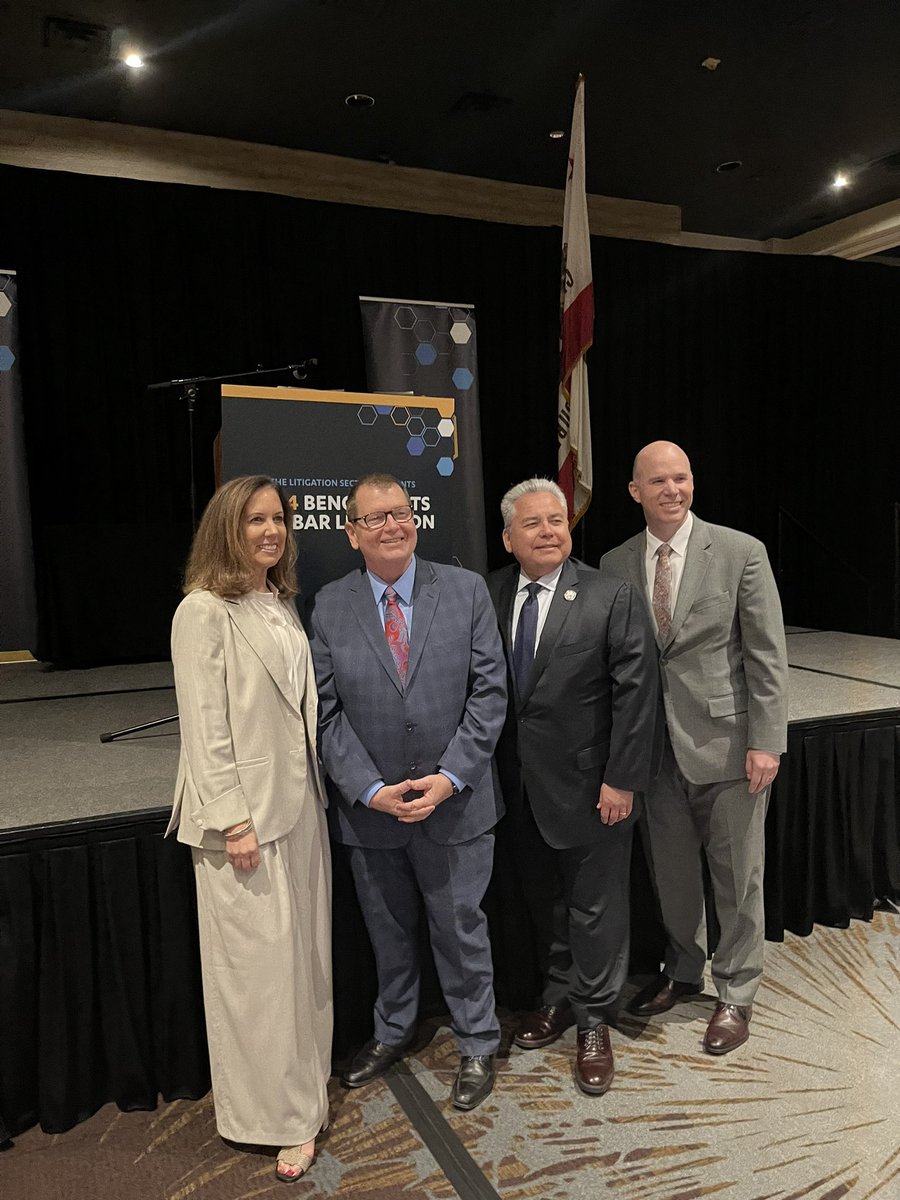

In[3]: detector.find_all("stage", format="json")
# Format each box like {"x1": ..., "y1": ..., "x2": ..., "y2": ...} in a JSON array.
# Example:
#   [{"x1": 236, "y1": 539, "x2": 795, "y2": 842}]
[
  {"x1": 1, "y1": 628, "x2": 898, "y2": 1146},
  {"x1": 3, "y1": 628, "x2": 899, "y2": 833}
]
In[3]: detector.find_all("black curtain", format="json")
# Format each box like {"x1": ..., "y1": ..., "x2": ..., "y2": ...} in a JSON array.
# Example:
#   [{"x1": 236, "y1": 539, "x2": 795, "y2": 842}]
[
  {"x1": 1, "y1": 163, "x2": 898, "y2": 663},
  {"x1": 0, "y1": 817, "x2": 209, "y2": 1139},
  {"x1": 4, "y1": 707, "x2": 896, "y2": 1138},
  {"x1": 765, "y1": 711, "x2": 900, "y2": 937}
]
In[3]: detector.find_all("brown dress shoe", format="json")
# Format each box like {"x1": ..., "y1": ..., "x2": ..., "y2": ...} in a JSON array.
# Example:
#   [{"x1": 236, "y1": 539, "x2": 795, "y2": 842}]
[
  {"x1": 703, "y1": 1003, "x2": 751, "y2": 1055},
  {"x1": 575, "y1": 1025, "x2": 614, "y2": 1095},
  {"x1": 514, "y1": 1005, "x2": 573, "y2": 1049},
  {"x1": 628, "y1": 974, "x2": 702, "y2": 1016}
]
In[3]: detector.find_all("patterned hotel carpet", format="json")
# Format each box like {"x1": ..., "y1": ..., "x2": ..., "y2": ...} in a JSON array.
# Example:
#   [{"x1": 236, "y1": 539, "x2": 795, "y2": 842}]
[
  {"x1": 425, "y1": 910, "x2": 900, "y2": 1200},
  {"x1": 4, "y1": 913, "x2": 898, "y2": 1200}
]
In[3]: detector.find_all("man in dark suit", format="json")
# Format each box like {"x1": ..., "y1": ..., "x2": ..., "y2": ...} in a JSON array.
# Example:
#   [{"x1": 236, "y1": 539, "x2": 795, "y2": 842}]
[
  {"x1": 488, "y1": 477, "x2": 658, "y2": 1095},
  {"x1": 602, "y1": 442, "x2": 788, "y2": 1055},
  {"x1": 308, "y1": 472, "x2": 507, "y2": 1110}
]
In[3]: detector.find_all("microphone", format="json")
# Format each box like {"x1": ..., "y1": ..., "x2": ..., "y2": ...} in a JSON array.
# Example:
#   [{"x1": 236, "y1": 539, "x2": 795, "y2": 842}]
[{"x1": 291, "y1": 358, "x2": 319, "y2": 381}]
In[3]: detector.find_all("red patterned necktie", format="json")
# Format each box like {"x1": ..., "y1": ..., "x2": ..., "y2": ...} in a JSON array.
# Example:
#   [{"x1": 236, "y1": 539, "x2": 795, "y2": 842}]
[
  {"x1": 384, "y1": 586, "x2": 409, "y2": 683},
  {"x1": 652, "y1": 543, "x2": 673, "y2": 640}
]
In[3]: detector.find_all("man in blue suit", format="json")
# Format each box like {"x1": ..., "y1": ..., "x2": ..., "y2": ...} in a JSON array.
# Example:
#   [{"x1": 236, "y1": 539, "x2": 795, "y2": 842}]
[{"x1": 309, "y1": 472, "x2": 507, "y2": 1110}]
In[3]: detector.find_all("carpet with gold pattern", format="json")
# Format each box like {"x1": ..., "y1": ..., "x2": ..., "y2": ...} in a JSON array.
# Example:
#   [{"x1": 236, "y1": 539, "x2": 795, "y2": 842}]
[{"x1": 4, "y1": 913, "x2": 897, "y2": 1200}]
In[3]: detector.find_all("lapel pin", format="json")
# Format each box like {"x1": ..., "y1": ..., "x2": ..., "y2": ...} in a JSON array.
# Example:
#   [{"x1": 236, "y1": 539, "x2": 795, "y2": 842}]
[{"x1": 564, "y1": 589, "x2": 577, "y2": 601}]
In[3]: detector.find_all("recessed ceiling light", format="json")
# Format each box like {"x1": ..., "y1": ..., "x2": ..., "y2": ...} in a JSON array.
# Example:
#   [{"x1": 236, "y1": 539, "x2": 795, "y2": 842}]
[
  {"x1": 123, "y1": 52, "x2": 144, "y2": 69},
  {"x1": 549, "y1": 130, "x2": 565, "y2": 139},
  {"x1": 831, "y1": 172, "x2": 850, "y2": 190},
  {"x1": 715, "y1": 160, "x2": 742, "y2": 173},
  {"x1": 345, "y1": 93, "x2": 375, "y2": 108}
]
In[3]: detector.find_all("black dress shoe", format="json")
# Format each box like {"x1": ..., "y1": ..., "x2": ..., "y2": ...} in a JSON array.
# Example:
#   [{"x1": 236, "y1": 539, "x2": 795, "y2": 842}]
[
  {"x1": 341, "y1": 1038, "x2": 408, "y2": 1088},
  {"x1": 514, "y1": 1005, "x2": 573, "y2": 1049},
  {"x1": 451, "y1": 1055, "x2": 496, "y2": 1111},
  {"x1": 628, "y1": 974, "x2": 702, "y2": 1016}
]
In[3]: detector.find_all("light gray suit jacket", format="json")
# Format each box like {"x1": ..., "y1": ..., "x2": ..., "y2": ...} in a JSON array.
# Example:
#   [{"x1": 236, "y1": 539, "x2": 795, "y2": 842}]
[
  {"x1": 601, "y1": 515, "x2": 788, "y2": 785},
  {"x1": 308, "y1": 557, "x2": 507, "y2": 849},
  {"x1": 167, "y1": 588, "x2": 325, "y2": 849}
]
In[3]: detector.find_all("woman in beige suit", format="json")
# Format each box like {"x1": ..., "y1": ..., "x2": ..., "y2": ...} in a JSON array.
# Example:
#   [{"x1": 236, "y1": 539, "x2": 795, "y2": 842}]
[{"x1": 168, "y1": 475, "x2": 332, "y2": 1183}]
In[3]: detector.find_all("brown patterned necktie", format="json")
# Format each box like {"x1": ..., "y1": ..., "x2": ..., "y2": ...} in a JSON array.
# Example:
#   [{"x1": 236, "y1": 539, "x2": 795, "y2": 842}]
[{"x1": 652, "y1": 543, "x2": 673, "y2": 640}]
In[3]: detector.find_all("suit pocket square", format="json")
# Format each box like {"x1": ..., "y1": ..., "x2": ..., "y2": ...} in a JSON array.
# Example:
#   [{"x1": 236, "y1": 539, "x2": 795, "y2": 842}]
[{"x1": 708, "y1": 693, "x2": 748, "y2": 718}]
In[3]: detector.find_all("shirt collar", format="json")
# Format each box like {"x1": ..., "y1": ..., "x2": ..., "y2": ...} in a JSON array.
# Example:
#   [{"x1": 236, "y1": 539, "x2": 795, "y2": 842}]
[
  {"x1": 367, "y1": 555, "x2": 417, "y2": 607},
  {"x1": 516, "y1": 560, "x2": 565, "y2": 594},
  {"x1": 646, "y1": 511, "x2": 693, "y2": 557}
]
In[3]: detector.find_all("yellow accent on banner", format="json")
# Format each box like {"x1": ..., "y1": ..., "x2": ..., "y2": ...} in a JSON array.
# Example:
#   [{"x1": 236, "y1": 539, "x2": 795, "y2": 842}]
[{"x1": 221, "y1": 384, "x2": 456, "y2": 419}]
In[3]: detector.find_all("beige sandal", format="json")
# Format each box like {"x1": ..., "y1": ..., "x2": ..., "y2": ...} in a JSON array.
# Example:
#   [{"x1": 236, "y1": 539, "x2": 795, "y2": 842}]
[
  {"x1": 275, "y1": 1115, "x2": 329, "y2": 1183},
  {"x1": 275, "y1": 1144, "x2": 314, "y2": 1183}
]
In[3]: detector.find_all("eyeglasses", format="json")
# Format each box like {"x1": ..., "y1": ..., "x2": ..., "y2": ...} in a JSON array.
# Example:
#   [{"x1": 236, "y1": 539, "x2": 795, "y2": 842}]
[{"x1": 348, "y1": 505, "x2": 414, "y2": 530}]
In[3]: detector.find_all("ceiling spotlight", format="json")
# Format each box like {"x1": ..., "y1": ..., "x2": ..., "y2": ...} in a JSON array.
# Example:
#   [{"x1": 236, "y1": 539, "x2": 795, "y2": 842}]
[
  {"x1": 715, "y1": 160, "x2": 742, "y2": 173},
  {"x1": 831, "y1": 172, "x2": 850, "y2": 190},
  {"x1": 549, "y1": 130, "x2": 565, "y2": 139},
  {"x1": 345, "y1": 93, "x2": 375, "y2": 108},
  {"x1": 123, "y1": 52, "x2": 144, "y2": 69}
]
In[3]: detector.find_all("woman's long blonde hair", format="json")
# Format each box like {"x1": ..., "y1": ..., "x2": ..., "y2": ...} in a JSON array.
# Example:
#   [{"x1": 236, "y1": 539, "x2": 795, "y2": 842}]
[{"x1": 183, "y1": 475, "x2": 298, "y2": 598}]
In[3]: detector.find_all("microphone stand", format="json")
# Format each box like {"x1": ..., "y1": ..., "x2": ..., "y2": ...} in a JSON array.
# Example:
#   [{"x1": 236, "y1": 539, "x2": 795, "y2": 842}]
[
  {"x1": 99, "y1": 360, "x2": 317, "y2": 743},
  {"x1": 147, "y1": 360, "x2": 317, "y2": 525}
]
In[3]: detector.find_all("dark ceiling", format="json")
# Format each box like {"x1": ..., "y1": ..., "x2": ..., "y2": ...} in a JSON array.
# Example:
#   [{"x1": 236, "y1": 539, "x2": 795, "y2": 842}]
[{"x1": 3, "y1": 0, "x2": 900, "y2": 240}]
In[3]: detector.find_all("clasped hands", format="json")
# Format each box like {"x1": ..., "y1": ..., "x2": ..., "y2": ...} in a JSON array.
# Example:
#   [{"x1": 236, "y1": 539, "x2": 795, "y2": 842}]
[{"x1": 370, "y1": 774, "x2": 456, "y2": 823}]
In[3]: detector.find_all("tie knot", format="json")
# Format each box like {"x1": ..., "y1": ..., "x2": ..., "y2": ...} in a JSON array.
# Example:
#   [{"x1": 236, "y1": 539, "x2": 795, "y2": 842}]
[
  {"x1": 657, "y1": 543, "x2": 672, "y2": 559},
  {"x1": 385, "y1": 586, "x2": 398, "y2": 601},
  {"x1": 525, "y1": 582, "x2": 542, "y2": 600}
]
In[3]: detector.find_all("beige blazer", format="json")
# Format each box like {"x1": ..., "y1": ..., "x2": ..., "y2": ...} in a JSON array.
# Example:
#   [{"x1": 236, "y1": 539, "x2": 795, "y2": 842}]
[
  {"x1": 602, "y1": 516, "x2": 788, "y2": 785},
  {"x1": 166, "y1": 588, "x2": 325, "y2": 850}
]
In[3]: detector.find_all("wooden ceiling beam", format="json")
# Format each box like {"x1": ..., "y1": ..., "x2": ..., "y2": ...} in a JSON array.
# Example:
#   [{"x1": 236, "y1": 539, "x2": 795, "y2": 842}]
[
  {"x1": 2, "y1": 110, "x2": 897, "y2": 259},
  {"x1": 768, "y1": 199, "x2": 900, "y2": 259},
  {"x1": 0, "y1": 109, "x2": 679, "y2": 242}
]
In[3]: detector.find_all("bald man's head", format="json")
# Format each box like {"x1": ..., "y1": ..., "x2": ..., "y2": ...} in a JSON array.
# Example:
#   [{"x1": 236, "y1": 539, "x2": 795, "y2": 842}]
[{"x1": 628, "y1": 441, "x2": 694, "y2": 539}]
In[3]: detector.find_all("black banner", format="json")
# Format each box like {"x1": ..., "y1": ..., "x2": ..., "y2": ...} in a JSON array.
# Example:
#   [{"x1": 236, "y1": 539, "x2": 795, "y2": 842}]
[
  {"x1": 360, "y1": 297, "x2": 487, "y2": 573},
  {"x1": 221, "y1": 385, "x2": 475, "y2": 599},
  {"x1": 0, "y1": 273, "x2": 37, "y2": 652}
]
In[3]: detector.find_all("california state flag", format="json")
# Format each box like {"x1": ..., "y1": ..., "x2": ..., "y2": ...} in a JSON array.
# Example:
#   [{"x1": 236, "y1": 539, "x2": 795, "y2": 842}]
[{"x1": 557, "y1": 75, "x2": 593, "y2": 527}]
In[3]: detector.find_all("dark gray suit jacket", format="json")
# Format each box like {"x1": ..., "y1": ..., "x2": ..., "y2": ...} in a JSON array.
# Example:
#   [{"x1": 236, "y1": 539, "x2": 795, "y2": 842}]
[
  {"x1": 309, "y1": 557, "x2": 507, "y2": 849},
  {"x1": 488, "y1": 557, "x2": 659, "y2": 850}
]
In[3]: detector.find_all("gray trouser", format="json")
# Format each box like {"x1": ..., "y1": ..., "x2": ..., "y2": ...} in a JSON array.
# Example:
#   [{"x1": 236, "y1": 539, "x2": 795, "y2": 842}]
[{"x1": 643, "y1": 741, "x2": 768, "y2": 1006}]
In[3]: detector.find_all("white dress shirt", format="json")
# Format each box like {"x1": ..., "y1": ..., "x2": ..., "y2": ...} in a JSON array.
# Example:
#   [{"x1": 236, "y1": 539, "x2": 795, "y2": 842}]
[
  {"x1": 510, "y1": 562, "x2": 565, "y2": 656},
  {"x1": 643, "y1": 511, "x2": 694, "y2": 631}
]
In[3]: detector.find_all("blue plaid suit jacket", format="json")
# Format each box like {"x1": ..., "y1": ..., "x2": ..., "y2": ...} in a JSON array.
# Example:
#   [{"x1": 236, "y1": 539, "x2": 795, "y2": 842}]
[{"x1": 308, "y1": 557, "x2": 507, "y2": 848}]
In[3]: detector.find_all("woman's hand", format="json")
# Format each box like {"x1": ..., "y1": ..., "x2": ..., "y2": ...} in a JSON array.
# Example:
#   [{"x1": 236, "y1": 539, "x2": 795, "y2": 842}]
[{"x1": 225, "y1": 826, "x2": 260, "y2": 872}]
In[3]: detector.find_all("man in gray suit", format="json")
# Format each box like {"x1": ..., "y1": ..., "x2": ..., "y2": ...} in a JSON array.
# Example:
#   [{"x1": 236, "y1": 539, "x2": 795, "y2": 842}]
[
  {"x1": 602, "y1": 441, "x2": 788, "y2": 1054},
  {"x1": 488, "y1": 478, "x2": 658, "y2": 1094},
  {"x1": 309, "y1": 472, "x2": 507, "y2": 1109}
]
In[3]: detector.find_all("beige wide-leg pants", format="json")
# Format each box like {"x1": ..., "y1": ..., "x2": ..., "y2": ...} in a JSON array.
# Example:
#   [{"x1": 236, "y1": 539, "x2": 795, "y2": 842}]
[{"x1": 192, "y1": 808, "x2": 332, "y2": 1147}]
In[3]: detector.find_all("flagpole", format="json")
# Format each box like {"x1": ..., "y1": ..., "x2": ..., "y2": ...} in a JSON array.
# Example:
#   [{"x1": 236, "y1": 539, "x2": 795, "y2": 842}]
[{"x1": 557, "y1": 74, "x2": 594, "y2": 532}]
